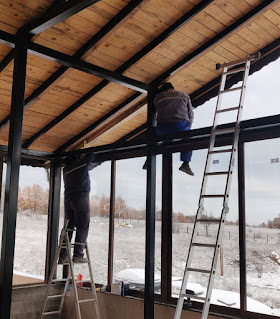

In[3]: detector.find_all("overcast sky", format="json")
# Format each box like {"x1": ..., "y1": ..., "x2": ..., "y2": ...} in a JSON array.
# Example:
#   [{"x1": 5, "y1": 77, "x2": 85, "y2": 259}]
[{"x1": 8, "y1": 57, "x2": 280, "y2": 226}]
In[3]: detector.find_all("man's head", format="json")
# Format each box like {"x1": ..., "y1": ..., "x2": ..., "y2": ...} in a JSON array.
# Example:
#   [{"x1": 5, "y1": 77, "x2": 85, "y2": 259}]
[{"x1": 158, "y1": 82, "x2": 174, "y2": 93}]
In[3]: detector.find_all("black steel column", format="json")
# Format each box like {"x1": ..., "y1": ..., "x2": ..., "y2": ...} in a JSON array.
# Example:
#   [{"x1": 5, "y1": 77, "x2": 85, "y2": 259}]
[
  {"x1": 45, "y1": 161, "x2": 61, "y2": 281},
  {"x1": 0, "y1": 43, "x2": 27, "y2": 318},
  {"x1": 144, "y1": 90, "x2": 157, "y2": 319},
  {"x1": 0, "y1": 158, "x2": 3, "y2": 208},
  {"x1": 161, "y1": 151, "x2": 173, "y2": 302},
  {"x1": 238, "y1": 141, "x2": 247, "y2": 312},
  {"x1": 107, "y1": 160, "x2": 116, "y2": 290}
]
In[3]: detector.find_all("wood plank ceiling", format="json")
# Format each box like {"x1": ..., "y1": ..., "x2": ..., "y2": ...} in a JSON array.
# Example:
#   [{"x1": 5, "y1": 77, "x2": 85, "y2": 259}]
[{"x1": 0, "y1": 0, "x2": 279, "y2": 152}]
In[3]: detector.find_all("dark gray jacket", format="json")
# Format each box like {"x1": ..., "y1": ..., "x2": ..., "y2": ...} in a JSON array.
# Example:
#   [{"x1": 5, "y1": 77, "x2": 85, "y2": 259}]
[{"x1": 154, "y1": 89, "x2": 194, "y2": 125}]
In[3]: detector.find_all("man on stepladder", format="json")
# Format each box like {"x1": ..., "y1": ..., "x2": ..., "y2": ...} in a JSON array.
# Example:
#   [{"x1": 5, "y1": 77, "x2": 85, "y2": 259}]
[
  {"x1": 58, "y1": 152, "x2": 100, "y2": 264},
  {"x1": 143, "y1": 82, "x2": 194, "y2": 175}
]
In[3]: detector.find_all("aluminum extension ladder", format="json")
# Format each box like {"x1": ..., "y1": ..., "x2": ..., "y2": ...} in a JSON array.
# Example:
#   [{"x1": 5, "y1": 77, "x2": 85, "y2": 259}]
[
  {"x1": 40, "y1": 219, "x2": 101, "y2": 319},
  {"x1": 174, "y1": 52, "x2": 260, "y2": 319}
]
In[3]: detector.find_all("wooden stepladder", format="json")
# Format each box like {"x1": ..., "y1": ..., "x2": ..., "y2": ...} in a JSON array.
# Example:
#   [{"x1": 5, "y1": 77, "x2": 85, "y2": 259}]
[
  {"x1": 174, "y1": 52, "x2": 260, "y2": 319},
  {"x1": 40, "y1": 219, "x2": 101, "y2": 319}
]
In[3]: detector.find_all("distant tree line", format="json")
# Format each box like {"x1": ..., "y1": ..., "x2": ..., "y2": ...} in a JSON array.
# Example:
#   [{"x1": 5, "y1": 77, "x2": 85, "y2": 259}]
[
  {"x1": 90, "y1": 194, "x2": 189, "y2": 222},
  {"x1": 259, "y1": 214, "x2": 280, "y2": 229},
  {"x1": 18, "y1": 184, "x2": 49, "y2": 215},
  {"x1": 15, "y1": 184, "x2": 194, "y2": 222}
]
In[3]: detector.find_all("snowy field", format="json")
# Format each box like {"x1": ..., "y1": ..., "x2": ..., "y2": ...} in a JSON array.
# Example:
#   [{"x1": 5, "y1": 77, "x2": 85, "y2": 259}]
[{"x1": 5, "y1": 215, "x2": 280, "y2": 316}]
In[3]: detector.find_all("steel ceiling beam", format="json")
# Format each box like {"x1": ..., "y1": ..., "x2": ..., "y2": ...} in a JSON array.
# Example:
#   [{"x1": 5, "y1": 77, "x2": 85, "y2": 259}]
[
  {"x1": 190, "y1": 38, "x2": 280, "y2": 107},
  {"x1": 20, "y1": 0, "x2": 101, "y2": 36},
  {"x1": 0, "y1": 0, "x2": 100, "y2": 78},
  {"x1": 53, "y1": 0, "x2": 278, "y2": 152},
  {"x1": 0, "y1": 30, "x2": 150, "y2": 91},
  {"x1": 0, "y1": 0, "x2": 145, "y2": 132},
  {"x1": 151, "y1": 0, "x2": 278, "y2": 87},
  {"x1": 55, "y1": 114, "x2": 280, "y2": 160},
  {"x1": 20, "y1": 0, "x2": 214, "y2": 148}
]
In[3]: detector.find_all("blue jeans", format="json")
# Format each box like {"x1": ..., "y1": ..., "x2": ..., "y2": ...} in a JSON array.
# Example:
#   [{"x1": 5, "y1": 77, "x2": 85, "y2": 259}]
[
  {"x1": 60, "y1": 191, "x2": 90, "y2": 259},
  {"x1": 156, "y1": 121, "x2": 192, "y2": 162}
]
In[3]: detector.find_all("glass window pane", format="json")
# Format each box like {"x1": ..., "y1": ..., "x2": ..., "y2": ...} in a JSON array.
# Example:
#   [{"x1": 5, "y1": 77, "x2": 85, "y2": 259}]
[
  {"x1": 245, "y1": 139, "x2": 280, "y2": 316},
  {"x1": 192, "y1": 58, "x2": 280, "y2": 130},
  {"x1": 172, "y1": 148, "x2": 240, "y2": 309},
  {"x1": 13, "y1": 166, "x2": 49, "y2": 285},
  {"x1": 113, "y1": 156, "x2": 161, "y2": 294}
]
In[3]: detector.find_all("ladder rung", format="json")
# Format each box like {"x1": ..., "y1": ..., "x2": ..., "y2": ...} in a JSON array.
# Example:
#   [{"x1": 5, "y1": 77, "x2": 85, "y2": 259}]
[
  {"x1": 205, "y1": 171, "x2": 229, "y2": 176},
  {"x1": 43, "y1": 310, "x2": 61, "y2": 315},
  {"x1": 217, "y1": 106, "x2": 239, "y2": 113},
  {"x1": 201, "y1": 194, "x2": 225, "y2": 198},
  {"x1": 187, "y1": 268, "x2": 211, "y2": 274},
  {"x1": 209, "y1": 149, "x2": 233, "y2": 154},
  {"x1": 197, "y1": 218, "x2": 220, "y2": 224},
  {"x1": 221, "y1": 86, "x2": 242, "y2": 93},
  {"x1": 47, "y1": 294, "x2": 64, "y2": 299},
  {"x1": 78, "y1": 298, "x2": 95, "y2": 304},
  {"x1": 192, "y1": 243, "x2": 216, "y2": 248},
  {"x1": 224, "y1": 67, "x2": 245, "y2": 75},
  {"x1": 182, "y1": 293, "x2": 206, "y2": 301},
  {"x1": 213, "y1": 127, "x2": 235, "y2": 135}
]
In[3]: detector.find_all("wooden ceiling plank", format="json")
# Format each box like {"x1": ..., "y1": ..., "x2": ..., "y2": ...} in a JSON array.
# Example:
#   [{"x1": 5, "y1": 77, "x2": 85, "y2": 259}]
[
  {"x1": 254, "y1": 15, "x2": 280, "y2": 38},
  {"x1": 263, "y1": 8, "x2": 280, "y2": 28},
  {"x1": 237, "y1": 27, "x2": 270, "y2": 49}
]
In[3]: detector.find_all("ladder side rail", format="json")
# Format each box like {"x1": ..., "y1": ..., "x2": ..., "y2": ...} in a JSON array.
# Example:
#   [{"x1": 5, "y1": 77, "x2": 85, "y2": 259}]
[
  {"x1": 202, "y1": 59, "x2": 251, "y2": 319},
  {"x1": 199, "y1": 66, "x2": 228, "y2": 202},
  {"x1": 40, "y1": 225, "x2": 68, "y2": 319},
  {"x1": 201, "y1": 209, "x2": 228, "y2": 319},
  {"x1": 174, "y1": 206, "x2": 204, "y2": 319},
  {"x1": 224, "y1": 59, "x2": 251, "y2": 200},
  {"x1": 66, "y1": 235, "x2": 82, "y2": 319},
  {"x1": 85, "y1": 243, "x2": 101, "y2": 319},
  {"x1": 58, "y1": 271, "x2": 71, "y2": 315}
]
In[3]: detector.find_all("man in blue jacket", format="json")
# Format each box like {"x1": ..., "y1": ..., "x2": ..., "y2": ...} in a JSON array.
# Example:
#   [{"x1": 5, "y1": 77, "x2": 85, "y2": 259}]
[
  {"x1": 59, "y1": 152, "x2": 96, "y2": 263},
  {"x1": 144, "y1": 82, "x2": 194, "y2": 175}
]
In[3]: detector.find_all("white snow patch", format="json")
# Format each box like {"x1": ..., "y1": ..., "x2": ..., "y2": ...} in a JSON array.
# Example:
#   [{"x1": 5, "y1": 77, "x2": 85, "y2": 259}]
[{"x1": 114, "y1": 269, "x2": 160, "y2": 288}]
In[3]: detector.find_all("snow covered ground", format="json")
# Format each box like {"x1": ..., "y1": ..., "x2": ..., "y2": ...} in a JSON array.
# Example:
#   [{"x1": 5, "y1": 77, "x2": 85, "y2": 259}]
[{"x1": 3, "y1": 215, "x2": 280, "y2": 316}]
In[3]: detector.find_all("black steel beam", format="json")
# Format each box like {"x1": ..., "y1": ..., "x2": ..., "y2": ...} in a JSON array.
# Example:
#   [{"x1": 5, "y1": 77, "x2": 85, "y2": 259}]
[
  {"x1": 144, "y1": 90, "x2": 157, "y2": 319},
  {"x1": 107, "y1": 160, "x2": 116, "y2": 290},
  {"x1": 0, "y1": 0, "x2": 145, "y2": 132},
  {"x1": 161, "y1": 152, "x2": 173, "y2": 302},
  {"x1": 0, "y1": 145, "x2": 53, "y2": 160},
  {"x1": 0, "y1": 43, "x2": 27, "y2": 319},
  {"x1": 238, "y1": 142, "x2": 247, "y2": 313},
  {"x1": 56, "y1": 114, "x2": 280, "y2": 161},
  {"x1": 28, "y1": 41, "x2": 150, "y2": 93},
  {"x1": 21, "y1": 0, "x2": 214, "y2": 149},
  {"x1": 54, "y1": 92, "x2": 143, "y2": 152},
  {"x1": 191, "y1": 38, "x2": 280, "y2": 108},
  {"x1": 0, "y1": 30, "x2": 16, "y2": 48},
  {"x1": 116, "y1": 123, "x2": 148, "y2": 143},
  {"x1": 151, "y1": 0, "x2": 278, "y2": 87},
  {"x1": 0, "y1": 1, "x2": 101, "y2": 77},
  {"x1": 52, "y1": 0, "x2": 278, "y2": 152},
  {"x1": 0, "y1": 158, "x2": 3, "y2": 211},
  {"x1": 0, "y1": 30, "x2": 150, "y2": 93},
  {"x1": 45, "y1": 161, "x2": 61, "y2": 281},
  {"x1": 20, "y1": 0, "x2": 101, "y2": 36},
  {"x1": 0, "y1": 50, "x2": 14, "y2": 73}
]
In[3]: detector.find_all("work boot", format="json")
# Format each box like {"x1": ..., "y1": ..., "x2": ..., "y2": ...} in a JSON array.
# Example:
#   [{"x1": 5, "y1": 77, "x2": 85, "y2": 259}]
[
  {"x1": 179, "y1": 162, "x2": 194, "y2": 176},
  {"x1": 73, "y1": 256, "x2": 88, "y2": 263},
  {"x1": 58, "y1": 257, "x2": 68, "y2": 264}
]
